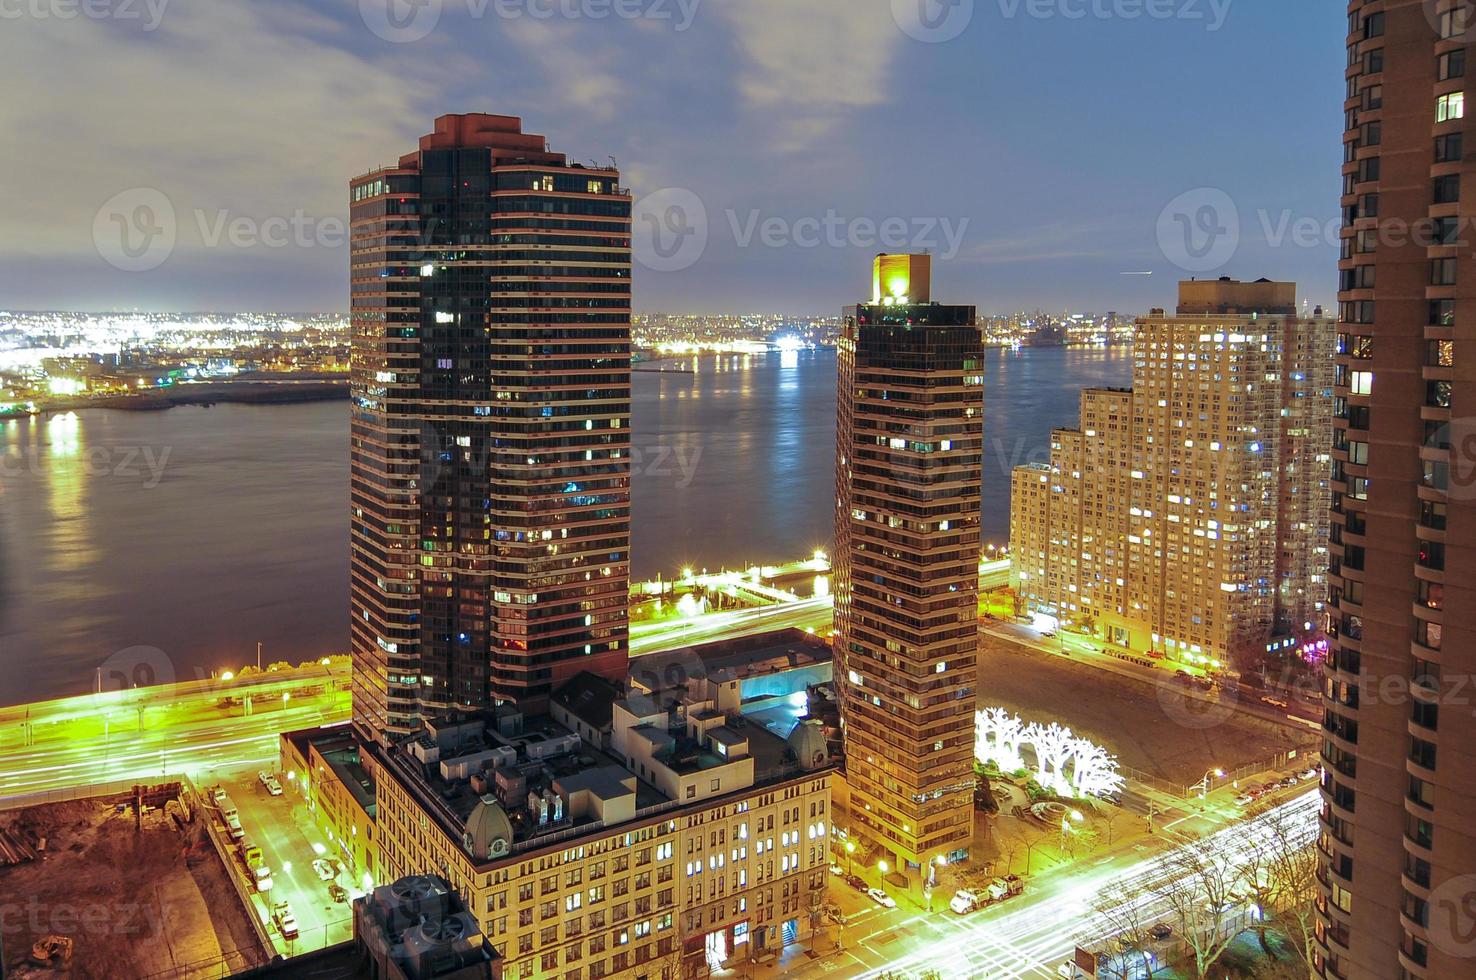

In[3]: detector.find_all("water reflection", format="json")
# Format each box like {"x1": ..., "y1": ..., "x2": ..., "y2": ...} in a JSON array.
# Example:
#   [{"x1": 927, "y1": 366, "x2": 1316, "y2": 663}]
[{"x1": 0, "y1": 347, "x2": 1132, "y2": 705}]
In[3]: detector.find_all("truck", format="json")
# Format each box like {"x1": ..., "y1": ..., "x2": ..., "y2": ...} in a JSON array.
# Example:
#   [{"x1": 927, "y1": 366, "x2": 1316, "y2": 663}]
[
  {"x1": 237, "y1": 839, "x2": 269, "y2": 889},
  {"x1": 949, "y1": 875, "x2": 1026, "y2": 915}
]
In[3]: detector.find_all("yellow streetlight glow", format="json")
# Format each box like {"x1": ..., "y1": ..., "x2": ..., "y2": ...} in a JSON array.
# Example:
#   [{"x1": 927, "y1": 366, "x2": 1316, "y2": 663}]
[
  {"x1": 878, "y1": 860, "x2": 889, "y2": 874},
  {"x1": 220, "y1": 671, "x2": 234, "y2": 681}
]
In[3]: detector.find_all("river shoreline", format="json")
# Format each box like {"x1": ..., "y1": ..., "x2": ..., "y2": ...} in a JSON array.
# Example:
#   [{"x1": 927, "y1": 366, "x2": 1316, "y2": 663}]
[{"x1": 29, "y1": 380, "x2": 349, "y2": 414}]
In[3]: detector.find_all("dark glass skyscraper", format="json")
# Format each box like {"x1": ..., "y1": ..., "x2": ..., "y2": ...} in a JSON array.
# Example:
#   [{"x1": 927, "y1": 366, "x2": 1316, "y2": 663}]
[
  {"x1": 349, "y1": 114, "x2": 631, "y2": 744},
  {"x1": 834, "y1": 254, "x2": 982, "y2": 873}
]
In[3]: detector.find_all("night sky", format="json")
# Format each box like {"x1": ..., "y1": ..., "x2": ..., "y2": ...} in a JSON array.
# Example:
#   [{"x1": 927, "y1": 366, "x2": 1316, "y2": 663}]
[{"x1": 2, "y1": 0, "x2": 1342, "y2": 315}]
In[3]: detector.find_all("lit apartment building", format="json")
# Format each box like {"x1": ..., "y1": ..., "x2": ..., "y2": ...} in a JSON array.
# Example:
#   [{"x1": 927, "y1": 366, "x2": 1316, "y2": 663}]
[
  {"x1": 348, "y1": 113, "x2": 632, "y2": 744},
  {"x1": 365, "y1": 662, "x2": 837, "y2": 980},
  {"x1": 1317, "y1": 5, "x2": 1476, "y2": 979},
  {"x1": 1011, "y1": 278, "x2": 1333, "y2": 670},
  {"x1": 834, "y1": 254, "x2": 982, "y2": 873}
]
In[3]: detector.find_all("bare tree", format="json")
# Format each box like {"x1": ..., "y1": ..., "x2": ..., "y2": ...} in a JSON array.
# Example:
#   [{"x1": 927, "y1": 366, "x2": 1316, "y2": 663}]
[
  {"x1": 1101, "y1": 807, "x2": 1128, "y2": 847},
  {"x1": 1236, "y1": 806, "x2": 1320, "y2": 968},
  {"x1": 1153, "y1": 844, "x2": 1244, "y2": 979},
  {"x1": 1090, "y1": 878, "x2": 1161, "y2": 980}
]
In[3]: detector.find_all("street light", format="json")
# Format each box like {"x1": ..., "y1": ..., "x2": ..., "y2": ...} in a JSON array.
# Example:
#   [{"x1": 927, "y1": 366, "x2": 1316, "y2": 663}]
[
  {"x1": 877, "y1": 859, "x2": 889, "y2": 900},
  {"x1": 1194, "y1": 767, "x2": 1227, "y2": 799},
  {"x1": 845, "y1": 839, "x2": 855, "y2": 875}
]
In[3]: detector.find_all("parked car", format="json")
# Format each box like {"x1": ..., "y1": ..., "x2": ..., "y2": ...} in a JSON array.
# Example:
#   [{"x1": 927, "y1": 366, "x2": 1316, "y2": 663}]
[
  {"x1": 253, "y1": 866, "x2": 273, "y2": 893},
  {"x1": 258, "y1": 770, "x2": 284, "y2": 796},
  {"x1": 867, "y1": 888, "x2": 896, "y2": 909},
  {"x1": 312, "y1": 858, "x2": 337, "y2": 881},
  {"x1": 845, "y1": 874, "x2": 868, "y2": 893},
  {"x1": 328, "y1": 883, "x2": 349, "y2": 904},
  {"x1": 827, "y1": 864, "x2": 844, "y2": 877},
  {"x1": 225, "y1": 813, "x2": 245, "y2": 841},
  {"x1": 273, "y1": 902, "x2": 299, "y2": 940},
  {"x1": 1299, "y1": 765, "x2": 1321, "y2": 781},
  {"x1": 1149, "y1": 922, "x2": 1173, "y2": 941},
  {"x1": 1235, "y1": 792, "x2": 1256, "y2": 807}
]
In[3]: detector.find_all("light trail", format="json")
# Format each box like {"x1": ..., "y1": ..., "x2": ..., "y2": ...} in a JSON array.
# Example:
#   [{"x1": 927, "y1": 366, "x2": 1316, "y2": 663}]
[{"x1": 854, "y1": 791, "x2": 1320, "y2": 979}]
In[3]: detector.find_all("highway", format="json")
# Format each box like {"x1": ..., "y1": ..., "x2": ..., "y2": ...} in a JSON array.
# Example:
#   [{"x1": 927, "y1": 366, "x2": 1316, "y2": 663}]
[
  {"x1": 629, "y1": 594, "x2": 833, "y2": 654},
  {"x1": 0, "y1": 664, "x2": 349, "y2": 803}
]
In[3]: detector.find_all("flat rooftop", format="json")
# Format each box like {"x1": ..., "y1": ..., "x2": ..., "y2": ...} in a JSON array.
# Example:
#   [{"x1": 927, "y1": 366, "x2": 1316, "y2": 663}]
[{"x1": 372, "y1": 686, "x2": 814, "y2": 863}]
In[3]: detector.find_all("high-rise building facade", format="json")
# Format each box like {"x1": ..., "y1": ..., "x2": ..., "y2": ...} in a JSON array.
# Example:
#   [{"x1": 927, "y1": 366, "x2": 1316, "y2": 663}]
[
  {"x1": 1011, "y1": 279, "x2": 1333, "y2": 670},
  {"x1": 349, "y1": 114, "x2": 632, "y2": 743},
  {"x1": 1318, "y1": 5, "x2": 1476, "y2": 978},
  {"x1": 834, "y1": 254, "x2": 982, "y2": 871}
]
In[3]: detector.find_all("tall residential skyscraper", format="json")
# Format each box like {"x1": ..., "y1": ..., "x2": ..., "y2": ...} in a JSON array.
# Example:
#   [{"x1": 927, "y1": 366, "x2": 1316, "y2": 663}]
[
  {"x1": 349, "y1": 113, "x2": 631, "y2": 744},
  {"x1": 1318, "y1": 6, "x2": 1476, "y2": 978},
  {"x1": 1011, "y1": 278, "x2": 1333, "y2": 670},
  {"x1": 834, "y1": 254, "x2": 982, "y2": 871}
]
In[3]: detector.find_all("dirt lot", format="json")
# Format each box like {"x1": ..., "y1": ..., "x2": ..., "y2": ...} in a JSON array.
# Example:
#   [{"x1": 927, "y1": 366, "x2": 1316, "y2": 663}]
[
  {"x1": 0, "y1": 796, "x2": 270, "y2": 979},
  {"x1": 977, "y1": 632, "x2": 1312, "y2": 785}
]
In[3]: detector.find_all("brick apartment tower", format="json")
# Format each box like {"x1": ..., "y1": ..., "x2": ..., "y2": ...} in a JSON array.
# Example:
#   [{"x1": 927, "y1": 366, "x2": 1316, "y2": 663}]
[
  {"x1": 349, "y1": 114, "x2": 632, "y2": 744},
  {"x1": 834, "y1": 254, "x2": 982, "y2": 872},
  {"x1": 1318, "y1": 4, "x2": 1476, "y2": 978},
  {"x1": 1010, "y1": 279, "x2": 1333, "y2": 670}
]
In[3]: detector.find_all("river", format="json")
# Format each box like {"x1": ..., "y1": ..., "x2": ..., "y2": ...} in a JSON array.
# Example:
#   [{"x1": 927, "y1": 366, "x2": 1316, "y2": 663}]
[{"x1": 0, "y1": 346, "x2": 1131, "y2": 705}]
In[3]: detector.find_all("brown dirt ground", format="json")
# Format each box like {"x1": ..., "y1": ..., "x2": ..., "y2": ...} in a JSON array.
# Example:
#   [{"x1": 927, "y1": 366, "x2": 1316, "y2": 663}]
[{"x1": 0, "y1": 796, "x2": 270, "y2": 979}]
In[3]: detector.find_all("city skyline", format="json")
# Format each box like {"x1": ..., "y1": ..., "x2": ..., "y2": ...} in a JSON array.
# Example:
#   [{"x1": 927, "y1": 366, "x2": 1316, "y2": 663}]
[
  {"x1": 5, "y1": 4, "x2": 1473, "y2": 980},
  {"x1": 5, "y1": 2, "x2": 1341, "y2": 314}
]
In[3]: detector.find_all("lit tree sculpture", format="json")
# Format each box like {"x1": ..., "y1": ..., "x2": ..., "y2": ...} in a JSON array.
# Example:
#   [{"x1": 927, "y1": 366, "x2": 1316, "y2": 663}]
[
  {"x1": 1031, "y1": 722, "x2": 1077, "y2": 794},
  {"x1": 1068, "y1": 740, "x2": 1126, "y2": 799}
]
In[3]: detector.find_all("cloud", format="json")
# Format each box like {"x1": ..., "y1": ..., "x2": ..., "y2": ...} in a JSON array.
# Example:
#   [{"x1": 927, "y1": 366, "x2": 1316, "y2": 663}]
[
  {"x1": 960, "y1": 218, "x2": 1143, "y2": 266},
  {"x1": 0, "y1": 3, "x2": 434, "y2": 261},
  {"x1": 717, "y1": 0, "x2": 901, "y2": 150}
]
